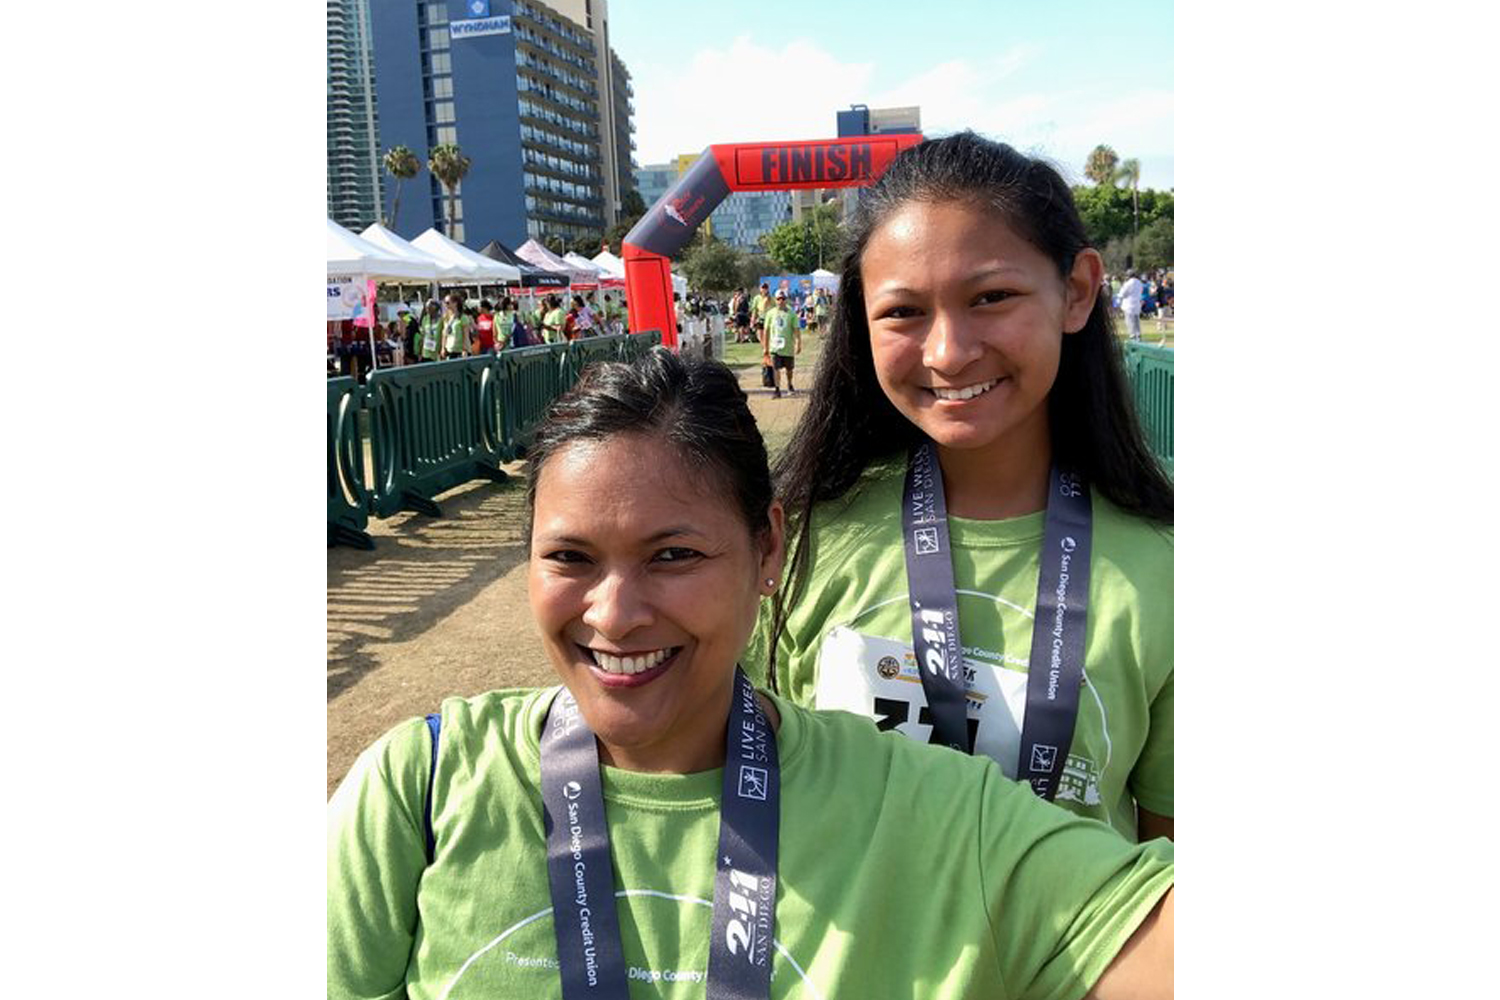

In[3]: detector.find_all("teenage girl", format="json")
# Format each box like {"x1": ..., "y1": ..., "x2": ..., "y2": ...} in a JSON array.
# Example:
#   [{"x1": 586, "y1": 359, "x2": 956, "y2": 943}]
[{"x1": 753, "y1": 132, "x2": 1174, "y2": 842}]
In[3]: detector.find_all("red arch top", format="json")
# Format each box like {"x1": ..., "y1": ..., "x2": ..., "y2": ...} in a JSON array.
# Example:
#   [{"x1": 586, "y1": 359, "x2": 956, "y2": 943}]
[{"x1": 622, "y1": 133, "x2": 924, "y2": 347}]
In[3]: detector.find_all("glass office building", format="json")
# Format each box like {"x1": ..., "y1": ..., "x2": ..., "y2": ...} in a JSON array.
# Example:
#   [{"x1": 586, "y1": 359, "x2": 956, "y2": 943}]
[
  {"x1": 362, "y1": 0, "x2": 636, "y2": 249},
  {"x1": 327, "y1": 0, "x2": 383, "y2": 231}
]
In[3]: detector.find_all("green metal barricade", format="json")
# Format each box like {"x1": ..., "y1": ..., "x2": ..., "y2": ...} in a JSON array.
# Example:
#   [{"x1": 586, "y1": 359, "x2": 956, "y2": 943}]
[
  {"x1": 327, "y1": 377, "x2": 374, "y2": 549},
  {"x1": 501, "y1": 344, "x2": 571, "y2": 459},
  {"x1": 328, "y1": 331, "x2": 675, "y2": 549},
  {"x1": 365, "y1": 356, "x2": 508, "y2": 518},
  {"x1": 565, "y1": 334, "x2": 626, "y2": 383},
  {"x1": 619, "y1": 330, "x2": 662, "y2": 363},
  {"x1": 1123, "y1": 342, "x2": 1174, "y2": 477}
]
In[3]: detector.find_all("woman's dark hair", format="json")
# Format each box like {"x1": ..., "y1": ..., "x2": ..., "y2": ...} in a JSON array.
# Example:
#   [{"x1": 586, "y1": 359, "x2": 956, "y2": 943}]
[
  {"x1": 525, "y1": 347, "x2": 774, "y2": 546},
  {"x1": 768, "y1": 130, "x2": 1173, "y2": 690}
]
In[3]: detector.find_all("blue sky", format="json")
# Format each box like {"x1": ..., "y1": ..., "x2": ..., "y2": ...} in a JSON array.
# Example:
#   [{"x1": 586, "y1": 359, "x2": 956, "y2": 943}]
[{"x1": 608, "y1": 0, "x2": 1173, "y2": 190}]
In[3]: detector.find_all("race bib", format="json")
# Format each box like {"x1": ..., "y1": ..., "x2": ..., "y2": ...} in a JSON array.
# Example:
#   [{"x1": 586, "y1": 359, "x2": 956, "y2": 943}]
[{"x1": 814, "y1": 626, "x2": 1028, "y2": 777}]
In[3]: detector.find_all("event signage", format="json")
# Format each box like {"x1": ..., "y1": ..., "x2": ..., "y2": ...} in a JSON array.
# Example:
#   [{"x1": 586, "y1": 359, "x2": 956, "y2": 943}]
[
  {"x1": 328, "y1": 277, "x2": 364, "y2": 321},
  {"x1": 466, "y1": 0, "x2": 490, "y2": 15},
  {"x1": 450, "y1": 14, "x2": 510, "y2": 38},
  {"x1": 621, "y1": 133, "x2": 921, "y2": 348}
]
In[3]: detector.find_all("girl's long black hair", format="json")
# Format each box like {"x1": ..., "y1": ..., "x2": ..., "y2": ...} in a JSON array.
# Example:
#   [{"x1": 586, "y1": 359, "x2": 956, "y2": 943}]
[{"x1": 766, "y1": 131, "x2": 1172, "y2": 691}]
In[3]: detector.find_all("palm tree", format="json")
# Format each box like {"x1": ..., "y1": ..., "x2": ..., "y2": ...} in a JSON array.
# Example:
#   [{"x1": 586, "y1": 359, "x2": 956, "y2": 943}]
[
  {"x1": 1084, "y1": 145, "x2": 1120, "y2": 187},
  {"x1": 382, "y1": 145, "x2": 421, "y2": 230},
  {"x1": 427, "y1": 143, "x2": 472, "y2": 240},
  {"x1": 1116, "y1": 158, "x2": 1141, "y2": 267}
]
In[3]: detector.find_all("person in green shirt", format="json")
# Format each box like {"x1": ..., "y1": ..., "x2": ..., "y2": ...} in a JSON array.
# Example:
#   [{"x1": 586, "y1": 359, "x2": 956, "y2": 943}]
[
  {"x1": 759, "y1": 288, "x2": 802, "y2": 398},
  {"x1": 753, "y1": 131, "x2": 1175, "y2": 842},
  {"x1": 749, "y1": 281, "x2": 771, "y2": 341},
  {"x1": 417, "y1": 299, "x2": 443, "y2": 362},
  {"x1": 541, "y1": 294, "x2": 566, "y2": 344},
  {"x1": 329, "y1": 348, "x2": 1173, "y2": 1000},
  {"x1": 439, "y1": 293, "x2": 472, "y2": 360}
]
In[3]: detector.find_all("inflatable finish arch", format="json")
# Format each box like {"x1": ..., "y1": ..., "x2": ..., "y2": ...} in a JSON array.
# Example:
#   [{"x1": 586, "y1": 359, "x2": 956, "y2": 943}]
[{"x1": 621, "y1": 134, "x2": 924, "y2": 347}]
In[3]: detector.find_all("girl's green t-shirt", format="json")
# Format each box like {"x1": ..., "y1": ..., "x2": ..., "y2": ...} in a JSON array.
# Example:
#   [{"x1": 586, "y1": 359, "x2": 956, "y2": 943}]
[{"x1": 747, "y1": 461, "x2": 1174, "y2": 838}]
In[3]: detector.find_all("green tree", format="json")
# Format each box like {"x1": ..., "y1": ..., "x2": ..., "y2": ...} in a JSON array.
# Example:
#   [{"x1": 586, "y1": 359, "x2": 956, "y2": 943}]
[
  {"x1": 761, "y1": 204, "x2": 842, "y2": 274},
  {"x1": 382, "y1": 145, "x2": 420, "y2": 230},
  {"x1": 602, "y1": 188, "x2": 650, "y2": 251},
  {"x1": 761, "y1": 220, "x2": 816, "y2": 273},
  {"x1": 739, "y1": 253, "x2": 775, "y2": 291},
  {"x1": 1072, "y1": 184, "x2": 1133, "y2": 248},
  {"x1": 1084, "y1": 145, "x2": 1120, "y2": 186},
  {"x1": 680, "y1": 237, "x2": 744, "y2": 295},
  {"x1": 1134, "y1": 216, "x2": 1173, "y2": 271},
  {"x1": 566, "y1": 234, "x2": 602, "y2": 256},
  {"x1": 427, "y1": 143, "x2": 472, "y2": 240}
]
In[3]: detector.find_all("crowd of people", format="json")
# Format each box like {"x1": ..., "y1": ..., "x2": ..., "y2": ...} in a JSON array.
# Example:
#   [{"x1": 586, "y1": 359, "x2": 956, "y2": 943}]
[
  {"x1": 328, "y1": 290, "x2": 630, "y2": 380},
  {"x1": 330, "y1": 132, "x2": 1174, "y2": 999},
  {"x1": 1104, "y1": 267, "x2": 1174, "y2": 342}
]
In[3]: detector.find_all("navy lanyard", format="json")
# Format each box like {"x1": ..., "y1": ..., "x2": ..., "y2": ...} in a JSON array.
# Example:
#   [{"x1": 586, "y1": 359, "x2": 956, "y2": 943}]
[
  {"x1": 901, "y1": 441, "x2": 1093, "y2": 799},
  {"x1": 539, "y1": 667, "x2": 780, "y2": 999}
]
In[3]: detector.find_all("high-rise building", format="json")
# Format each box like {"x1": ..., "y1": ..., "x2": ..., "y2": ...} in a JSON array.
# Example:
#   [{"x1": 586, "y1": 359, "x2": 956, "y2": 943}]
[
  {"x1": 327, "y1": 0, "x2": 384, "y2": 231},
  {"x1": 634, "y1": 162, "x2": 677, "y2": 209},
  {"x1": 361, "y1": 0, "x2": 637, "y2": 249},
  {"x1": 830, "y1": 103, "x2": 922, "y2": 219},
  {"x1": 709, "y1": 192, "x2": 791, "y2": 252}
]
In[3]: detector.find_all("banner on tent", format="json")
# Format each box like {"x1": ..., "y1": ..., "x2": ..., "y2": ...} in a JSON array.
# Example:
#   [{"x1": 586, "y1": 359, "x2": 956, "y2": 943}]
[{"x1": 328, "y1": 276, "x2": 369, "y2": 321}]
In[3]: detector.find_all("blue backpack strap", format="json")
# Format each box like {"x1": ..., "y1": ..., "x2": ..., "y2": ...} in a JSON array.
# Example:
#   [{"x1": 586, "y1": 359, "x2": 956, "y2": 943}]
[{"x1": 423, "y1": 712, "x2": 441, "y2": 863}]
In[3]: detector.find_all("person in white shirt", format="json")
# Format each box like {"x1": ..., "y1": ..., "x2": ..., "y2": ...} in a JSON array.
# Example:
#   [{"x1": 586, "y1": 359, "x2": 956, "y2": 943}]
[{"x1": 1118, "y1": 269, "x2": 1145, "y2": 341}]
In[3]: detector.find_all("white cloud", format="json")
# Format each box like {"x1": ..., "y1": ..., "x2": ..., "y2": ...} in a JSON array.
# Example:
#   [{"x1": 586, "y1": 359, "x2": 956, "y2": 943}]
[
  {"x1": 631, "y1": 35, "x2": 875, "y2": 163},
  {"x1": 631, "y1": 38, "x2": 1172, "y2": 188}
]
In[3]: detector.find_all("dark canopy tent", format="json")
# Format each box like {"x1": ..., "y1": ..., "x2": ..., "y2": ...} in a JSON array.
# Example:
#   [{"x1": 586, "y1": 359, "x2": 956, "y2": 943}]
[{"x1": 478, "y1": 240, "x2": 569, "y2": 288}]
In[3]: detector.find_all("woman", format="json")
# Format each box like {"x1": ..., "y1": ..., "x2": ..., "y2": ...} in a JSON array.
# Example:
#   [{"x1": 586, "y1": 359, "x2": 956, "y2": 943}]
[
  {"x1": 542, "y1": 294, "x2": 566, "y2": 344},
  {"x1": 473, "y1": 299, "x2": 496, "y2": 355},
  {"x1": 751, "y1": 132, "x2": 1174, "y2": 842},
  {"x1": 328, "y1": 349, "x2": 1172, "y2": 999},
  {"x1": 441, "y1": 294, "x2": 472, "y2": 360},
  {"x1": 494, "y1": 295, "x2": 517, "y2": 351},
  {"x1": 418, "y1": 299, "x2": 443, "y2": 363}
]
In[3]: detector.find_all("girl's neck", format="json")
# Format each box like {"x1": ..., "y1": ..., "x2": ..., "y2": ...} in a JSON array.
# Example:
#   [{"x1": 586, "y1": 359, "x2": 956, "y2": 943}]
[{"x1": 935, "y1": 415, "x2": 1053, "y2": 520}]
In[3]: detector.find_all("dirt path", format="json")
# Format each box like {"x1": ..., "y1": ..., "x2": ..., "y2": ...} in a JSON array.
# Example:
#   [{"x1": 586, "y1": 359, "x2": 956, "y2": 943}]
[{"x1": 327, "y1": 346, "x2": 817, "y2": 796}]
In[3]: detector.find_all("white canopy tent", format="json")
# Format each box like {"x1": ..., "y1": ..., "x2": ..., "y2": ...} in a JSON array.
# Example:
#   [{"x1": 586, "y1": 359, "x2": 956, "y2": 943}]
[
  {"x1": 589, "y1": 249, "x2": 625, "y2": 279},
  {"x1": 562, "y1": 252, "x2": 604, "y2": 279},
  {"x1": 811, "y1": 267, "x2": 840, "y2": 292},
  {"x1": 327, "y1": 218, "x2": 438, "y2": 282},
  {"x1": 515, "y1": 239, "x2": 592, "y2": 285},
  {"x1": 328, "y1": 219, "x2": 440, "y2": 372},
  {"x1": 411, "y1": 228, "x2": 522, "y2": 283},
  {"x1": 360, "y1": 223, "x2": 471, "y2": 281}
]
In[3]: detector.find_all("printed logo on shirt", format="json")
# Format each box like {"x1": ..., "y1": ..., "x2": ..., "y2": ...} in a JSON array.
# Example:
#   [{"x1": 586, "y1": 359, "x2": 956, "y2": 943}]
[
  {"x1": 736, "y1": 765, "x2": 768, "y2": 801},
  {"x1": 454, "y1": 887, "x2": 818, "y2": 993},
  {"x1": 913, "y1": 526, "x2": 940, "y2": 555},
  {"x1": 1029, "y1": 744, "x2": 1058, "y2": 773}
]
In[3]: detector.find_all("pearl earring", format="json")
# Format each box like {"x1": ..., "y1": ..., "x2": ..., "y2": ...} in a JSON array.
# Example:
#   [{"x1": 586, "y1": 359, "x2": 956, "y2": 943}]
[{"x1": 765, "y1": 578, "x2": 776, "y2": 589}]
